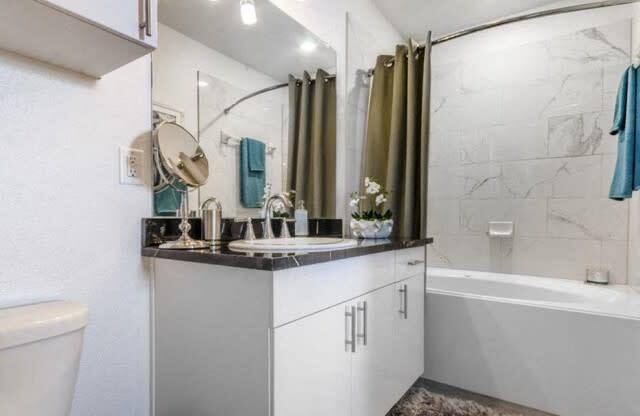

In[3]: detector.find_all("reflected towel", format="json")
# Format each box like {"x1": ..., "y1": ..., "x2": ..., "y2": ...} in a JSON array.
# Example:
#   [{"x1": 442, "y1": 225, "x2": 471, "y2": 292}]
[
  {"x1": 609, "y1": 66, "x2": 640, "y2": 201},
  {"x1": 154, "y1": 179, "x2": 186, "y2": 216},
  {"x1": 240, "y1": 138, "x2": 266, "y2": 208},
  {"x1": 246, "y1": 138, "x2": 266, "y2": 172}
]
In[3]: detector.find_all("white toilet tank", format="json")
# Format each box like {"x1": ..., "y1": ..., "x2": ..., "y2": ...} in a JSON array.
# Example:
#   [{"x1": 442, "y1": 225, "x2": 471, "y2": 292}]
[{"x1": 0, "y1": 301, "x2": 88, "y2": 416}]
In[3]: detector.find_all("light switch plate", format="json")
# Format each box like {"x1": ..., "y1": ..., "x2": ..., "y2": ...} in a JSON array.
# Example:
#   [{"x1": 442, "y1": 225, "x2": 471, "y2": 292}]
[{"x1": 119, "y1": 147, "x2": 144, "y2": 185}]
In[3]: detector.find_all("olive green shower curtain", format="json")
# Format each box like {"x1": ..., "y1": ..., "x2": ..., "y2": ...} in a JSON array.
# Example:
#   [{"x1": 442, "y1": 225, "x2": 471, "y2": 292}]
[
  {"x1": 287, "y1": 69, "x2": 337, "y2": 218},
  {"x1": 363, "y1": 38, "x2": 431, "y2": 238}
]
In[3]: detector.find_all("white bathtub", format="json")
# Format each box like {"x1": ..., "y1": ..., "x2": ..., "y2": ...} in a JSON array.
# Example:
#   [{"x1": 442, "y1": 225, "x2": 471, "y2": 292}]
[{"x1": 424, "y1": 267, "x2": 640, "y2": 416}]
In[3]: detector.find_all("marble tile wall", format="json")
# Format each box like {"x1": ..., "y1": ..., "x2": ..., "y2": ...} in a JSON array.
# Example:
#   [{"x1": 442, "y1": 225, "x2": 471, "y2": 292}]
[{"x1": 427, "y1": 20, "x2": 632, "y2": 283}]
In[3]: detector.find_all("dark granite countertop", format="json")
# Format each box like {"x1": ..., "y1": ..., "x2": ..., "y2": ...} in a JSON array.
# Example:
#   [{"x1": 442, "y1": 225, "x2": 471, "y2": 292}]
[{"x1": 141, "y1": 237, "x2": 433, "y2": 271}]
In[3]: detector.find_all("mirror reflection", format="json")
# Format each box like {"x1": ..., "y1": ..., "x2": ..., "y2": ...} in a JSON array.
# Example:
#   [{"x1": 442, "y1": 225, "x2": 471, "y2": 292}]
[
  {"x1": 152, "y1": 0, "x2": 337, "y2": 221},
  {"x1": 155, "y1": 122, "x2": 209, "y2": 188}
]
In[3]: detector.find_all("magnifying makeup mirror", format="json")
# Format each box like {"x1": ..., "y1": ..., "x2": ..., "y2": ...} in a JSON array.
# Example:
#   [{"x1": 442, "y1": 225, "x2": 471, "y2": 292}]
[{"x1": 153, "y1": 122, "x2": 211, "y2": 250}]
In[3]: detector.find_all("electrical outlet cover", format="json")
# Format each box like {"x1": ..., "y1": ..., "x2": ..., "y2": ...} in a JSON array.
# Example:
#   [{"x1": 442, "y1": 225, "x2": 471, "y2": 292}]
[{"x1": 119, "y1": 147, "x2": 145, "y2": 185}]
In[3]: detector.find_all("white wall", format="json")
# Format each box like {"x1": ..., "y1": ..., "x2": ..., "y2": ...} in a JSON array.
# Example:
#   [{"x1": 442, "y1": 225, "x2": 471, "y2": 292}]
[
  {"x1": 427, "y1": 6, "x2": 638, "y2": 284},
  {"x1": 153, "y1": 24, "x2": 287, "y2": 217},
  {"x1": 0, "y1": 50, "x2": 152, "y2": 416}
]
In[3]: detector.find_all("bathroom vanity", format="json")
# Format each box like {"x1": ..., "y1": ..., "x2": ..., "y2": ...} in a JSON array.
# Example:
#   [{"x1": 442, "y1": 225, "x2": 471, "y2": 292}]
[{"x1": 143, "y1": 238, "x2": 430, "y2": 416}]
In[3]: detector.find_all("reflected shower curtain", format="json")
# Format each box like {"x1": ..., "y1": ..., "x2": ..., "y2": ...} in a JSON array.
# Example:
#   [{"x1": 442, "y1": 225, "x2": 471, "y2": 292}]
[
  {"x1": 363, "y1": 38, "x2": 431, "y2": 238},
  {"x1": 287, "y1": 69, "x2": 337, "y2": 218}
]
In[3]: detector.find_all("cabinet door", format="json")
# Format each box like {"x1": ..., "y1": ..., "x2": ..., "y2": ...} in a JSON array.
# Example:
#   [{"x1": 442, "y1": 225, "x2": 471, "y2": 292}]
[
  {"x1": 40, "y1": 0, "x2": 157, "y2": 46},
  {"x1": 351, "y1": 286, "x2": 396, "y2": 416},
  {"x1": 391, "y1": 274, "x2": 425, "y2": 400},
  {"x1": 273, "y1": 303, "x2": 352, "y2": 416}
]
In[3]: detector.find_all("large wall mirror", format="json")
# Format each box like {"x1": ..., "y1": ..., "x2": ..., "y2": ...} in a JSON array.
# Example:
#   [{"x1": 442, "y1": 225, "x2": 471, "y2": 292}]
[{"x1": 152, "y1": 0, "x2": 337, "y2": 219}]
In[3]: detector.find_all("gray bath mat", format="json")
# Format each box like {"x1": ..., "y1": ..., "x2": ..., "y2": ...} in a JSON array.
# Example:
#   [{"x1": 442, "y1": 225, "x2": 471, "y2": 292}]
[{"x1": 388, "y1": 386, "x2": 525, "y2": 416}]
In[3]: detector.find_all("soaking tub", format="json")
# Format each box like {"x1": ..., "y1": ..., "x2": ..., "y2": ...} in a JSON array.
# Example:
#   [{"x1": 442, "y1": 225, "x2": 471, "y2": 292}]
[{"x1": 424, "y1": 267, "x2": 640, "y2": 416}]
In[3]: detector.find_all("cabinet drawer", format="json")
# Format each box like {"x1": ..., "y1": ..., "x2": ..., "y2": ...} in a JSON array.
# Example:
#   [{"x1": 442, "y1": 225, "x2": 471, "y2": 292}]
[
  {"x1": 273, "y1": 251, "x2": 395, "y2": 327},
  {"x1": 395, "y1": 247, "x2": 425, "y2": 280}
]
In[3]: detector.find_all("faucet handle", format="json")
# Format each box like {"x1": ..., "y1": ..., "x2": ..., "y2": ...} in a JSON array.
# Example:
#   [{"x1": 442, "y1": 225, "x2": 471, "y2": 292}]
[
  {"x1": 245, "y1": 217, "x2": 256, "y2": 241},
  {"x1": 279, "y1": 218, "x2": 291, "y2": 238},
  {"x1": 234, "y1": 217, "x2": 256, "y2": 241}
]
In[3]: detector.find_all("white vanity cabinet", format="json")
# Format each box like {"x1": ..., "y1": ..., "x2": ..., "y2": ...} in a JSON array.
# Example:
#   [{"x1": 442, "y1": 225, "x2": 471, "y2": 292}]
[
  {"x1": 274, "y1": 284, "x2": 398, "y2": 416},
  {"x1": 152, "y1": 245, "x2": 426, "y2": 416},
  {"x1": 391, "y1": 273, "x2": 425, "y2": 399},
  {"x1": 273, "y1": 301, "x2": 353, "y2": 416},
  {"x1": 0, "y1": 0, "x2": 157, "y2": 78}
]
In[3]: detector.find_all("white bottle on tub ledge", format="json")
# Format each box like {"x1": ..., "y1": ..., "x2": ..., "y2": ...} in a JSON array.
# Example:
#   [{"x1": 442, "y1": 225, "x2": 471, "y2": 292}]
[{"x1": 295, "y1": 200, "x2": 309, "y2": 236}]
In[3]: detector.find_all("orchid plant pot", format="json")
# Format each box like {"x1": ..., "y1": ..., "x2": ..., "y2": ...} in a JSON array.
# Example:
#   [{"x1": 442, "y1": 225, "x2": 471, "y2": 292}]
[
  {"x1": 349, "y1": 177, "x2": 393, "y2": 239},
  {"x1": 350, "y1": 218, "x2": 394, "y2": 239}
]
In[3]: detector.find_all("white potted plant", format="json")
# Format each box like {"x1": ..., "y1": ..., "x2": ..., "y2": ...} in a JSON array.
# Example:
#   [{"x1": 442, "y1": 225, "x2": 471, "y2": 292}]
[{"x1": 349, "y1": 177, "x2": 393, "y2": 239}]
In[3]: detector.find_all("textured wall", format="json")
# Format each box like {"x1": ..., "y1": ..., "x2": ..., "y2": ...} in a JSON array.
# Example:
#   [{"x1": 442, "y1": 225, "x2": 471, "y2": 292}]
[
  {"x1": 427, "y1": 17, "x2": 632, "y2": 283},
  {"x1": 0, "y1": 51, "x2": 152, "y2": 415}
]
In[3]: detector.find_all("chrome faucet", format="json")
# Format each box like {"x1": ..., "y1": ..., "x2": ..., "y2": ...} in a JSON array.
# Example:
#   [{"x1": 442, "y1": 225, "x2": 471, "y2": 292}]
[{"x1": 263, "y1": 193, "x2": 293, "y2": 239}]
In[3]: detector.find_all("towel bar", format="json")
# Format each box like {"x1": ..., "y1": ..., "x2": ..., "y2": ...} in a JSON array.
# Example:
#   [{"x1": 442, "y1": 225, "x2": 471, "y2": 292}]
[{"x1": 220, "y1": 131, "x2": 276, "y2": 155}]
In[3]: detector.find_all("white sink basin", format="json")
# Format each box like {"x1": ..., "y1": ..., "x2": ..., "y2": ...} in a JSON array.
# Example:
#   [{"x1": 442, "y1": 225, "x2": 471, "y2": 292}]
[{"x1": 228, "y1": 237, "x2": 358, "y2": 253}]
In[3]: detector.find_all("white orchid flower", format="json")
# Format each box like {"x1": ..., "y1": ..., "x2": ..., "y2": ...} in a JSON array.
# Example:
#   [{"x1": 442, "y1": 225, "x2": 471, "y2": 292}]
[
  {"x1": 366, "y1": 181, "x2": 381, "y2": 195},
  {"x1": 272, "y1": 200, "x2": 285, "y2": 212}
]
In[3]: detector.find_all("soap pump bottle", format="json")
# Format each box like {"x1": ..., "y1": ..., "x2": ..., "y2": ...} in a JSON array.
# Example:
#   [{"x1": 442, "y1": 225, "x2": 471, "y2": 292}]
[{"x1": 295, "y1": 200, "x2": 309, "y2": 236}]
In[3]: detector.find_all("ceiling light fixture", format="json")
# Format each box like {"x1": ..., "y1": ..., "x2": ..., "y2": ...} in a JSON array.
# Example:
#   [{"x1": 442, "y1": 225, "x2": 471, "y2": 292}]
[
  {"x1": 300, "y1": 40, "x2": 317, "y2": 53},
  {"x1": 198, "y1": 80, "x2": 209, "y2": 87},
  {"x1": 240, "y1": 0, "x2": 257, "y2": 25}
]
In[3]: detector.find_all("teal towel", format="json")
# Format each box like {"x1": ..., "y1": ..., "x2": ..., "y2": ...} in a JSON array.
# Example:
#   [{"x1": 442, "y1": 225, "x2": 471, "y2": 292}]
[
  {"x1": 153, "y1": 179, "x2": 187, "y2": 216},
  {"x1": 240, "y1": 138, "x2": 266, "y2": 208},
  {"x1": 609, "y1": 66, "x2": 640, "y2": 201},
  {"x1": 247, "y1": 138, "x2": 266, "y2": 172}
]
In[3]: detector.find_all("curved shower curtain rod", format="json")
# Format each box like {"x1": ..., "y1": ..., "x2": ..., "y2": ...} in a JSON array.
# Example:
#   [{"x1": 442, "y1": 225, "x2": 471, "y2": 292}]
[
  {"x1": 367, "y1": 0, "x2": 639, "y2": 75},
  {"x1": 223, "y1": 74, "x2": 336, "y2": 115}
]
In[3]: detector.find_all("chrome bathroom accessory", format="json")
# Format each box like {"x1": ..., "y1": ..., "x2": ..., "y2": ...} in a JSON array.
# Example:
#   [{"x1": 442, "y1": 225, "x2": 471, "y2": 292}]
[
  {"x1": 345, "y1": 305, "x2": 356, "y2": 353},
  {"x1": 153, "y1": 122, "x2": 211, "y2": 250},
  {"x1": 234, "y1": 217, "x2": 257, "y2": 241},
  {"x1": 201, "y1": 197, "x2": 223, "y2": 242},
  {"x1": 280, "y1": 218, "x2": 292, "y2": 238},
  {"x1": 220, "y1": 131, "x2": 277, "y2": 155},
  {"x1": 357, "y1": 301, "x2": 368, "y2": 346},
  {"x1": 263, "y1": 193, "x2": 293, "y2": 239},
  {"x1": 399, "y1": 284, "x2": 408, "y2": 319}
]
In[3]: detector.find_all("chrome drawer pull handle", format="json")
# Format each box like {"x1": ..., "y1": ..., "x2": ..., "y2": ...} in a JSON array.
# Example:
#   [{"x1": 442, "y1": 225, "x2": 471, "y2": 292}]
[
  {"x1": 357, "y1": 301, "x2": 368, "y2": 346},
  {"x1": 398, "y1": 284, "x2": 408, "y2": 319},
  {"x1": 140, "y1": 0, "x2": 152, "y2": 37},
  {"x1": 345, "y1": 306, "x2": 356, "y2": 353},
  {"x1": 408, "y1": 260, "x2": 425, "y2": 266}
]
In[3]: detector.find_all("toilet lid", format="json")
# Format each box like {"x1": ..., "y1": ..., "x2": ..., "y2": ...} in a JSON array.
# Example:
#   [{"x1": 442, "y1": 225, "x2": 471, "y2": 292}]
[{"x1": 0, "y1": 301, "x2": 88, "y2": 350}]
